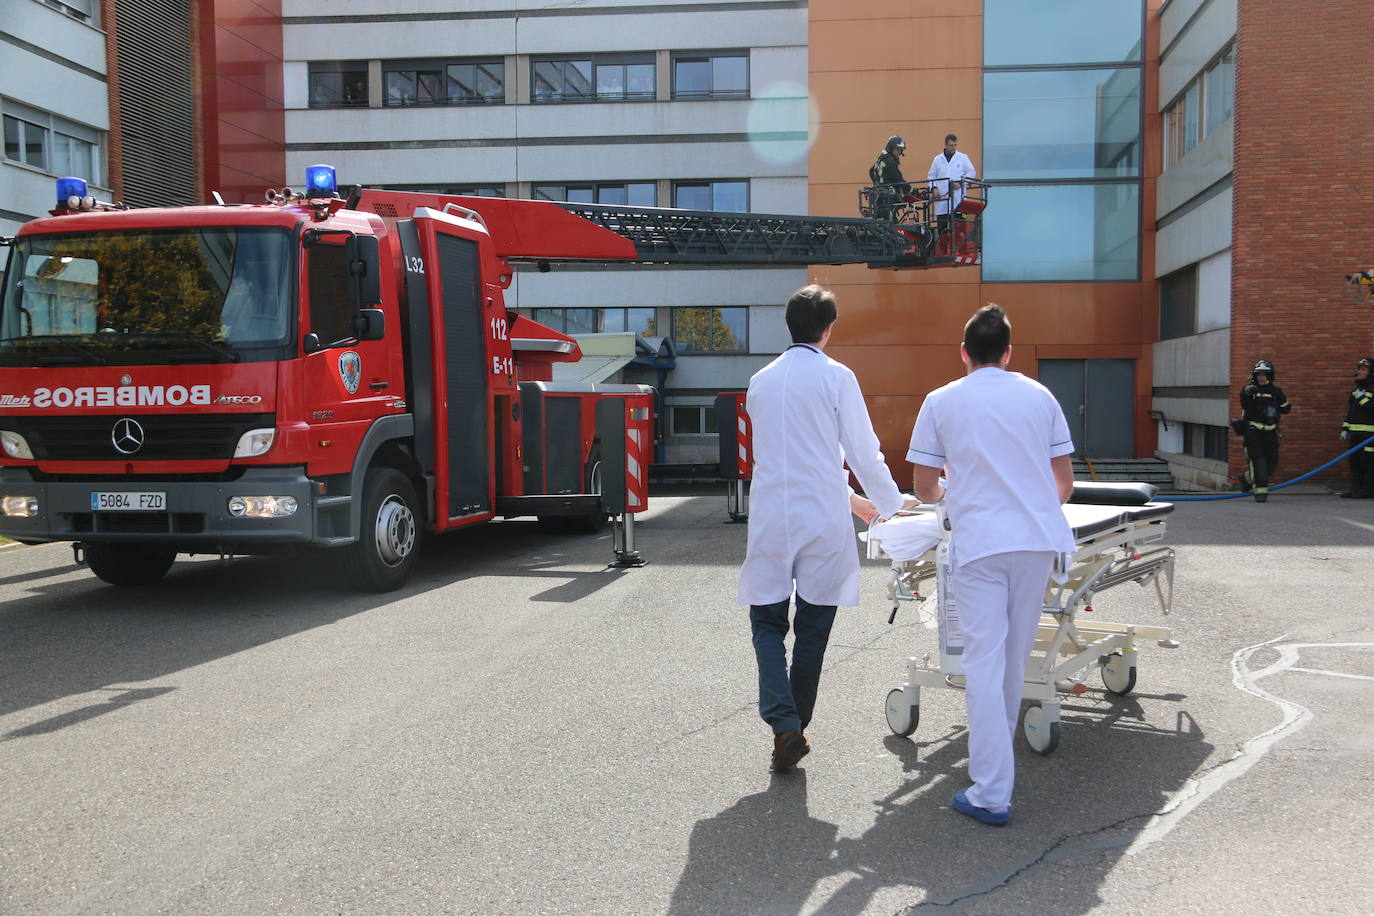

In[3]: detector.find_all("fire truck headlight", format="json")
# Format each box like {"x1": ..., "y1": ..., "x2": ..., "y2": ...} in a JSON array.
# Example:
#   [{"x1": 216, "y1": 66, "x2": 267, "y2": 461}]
[
  {"x1": 1, "y1": 496, "x2": 38, "y2": 518},
  {"x1": 233, "y1": 428, "x2": 276, "y2": 458},
  {"x1": 227, "y1": 495, "x2": 298, "y2": 519},
  {"x1": 0, "y1": 430, "x2": 34, "y2": 459}
]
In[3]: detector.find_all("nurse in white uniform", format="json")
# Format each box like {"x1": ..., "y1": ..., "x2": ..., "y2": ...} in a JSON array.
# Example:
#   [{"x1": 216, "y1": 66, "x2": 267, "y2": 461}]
[
  {"x1": 908, "y1": 304, "x2": 1074, "y2": 824},
  {"x1": 739, "y1": 284, "x2": 911, "y2": 771}
]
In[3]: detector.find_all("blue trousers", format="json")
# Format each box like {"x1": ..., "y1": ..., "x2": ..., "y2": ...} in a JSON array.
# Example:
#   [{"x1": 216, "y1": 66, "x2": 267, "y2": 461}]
[{"x1": 750, "y1": 595, "x2": 838, "y2": 735}]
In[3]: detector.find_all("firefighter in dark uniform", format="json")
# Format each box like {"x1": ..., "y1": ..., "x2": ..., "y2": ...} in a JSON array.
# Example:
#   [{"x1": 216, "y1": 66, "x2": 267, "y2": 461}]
[
  {"x1": 868, "y1": 136, "x2": 912, "y2": 221},
  {"x1": 1340, "y1": 357, "x2": 1374, "y2": 498},
  {"x1": 1238, "y1": 359, "x2": 1291, "y2": 502}
]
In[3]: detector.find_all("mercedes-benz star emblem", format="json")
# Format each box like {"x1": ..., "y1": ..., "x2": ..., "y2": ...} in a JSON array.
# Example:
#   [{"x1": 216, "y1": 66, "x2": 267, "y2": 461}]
[{"x1": 111, "y1": 418, "x2": 145, "y2": 455}]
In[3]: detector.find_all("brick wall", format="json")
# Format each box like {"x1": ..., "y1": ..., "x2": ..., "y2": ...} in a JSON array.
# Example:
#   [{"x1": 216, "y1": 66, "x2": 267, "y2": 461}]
[{"x1": 1232, "y1": 0, "x2": 1374, "y2": 484}]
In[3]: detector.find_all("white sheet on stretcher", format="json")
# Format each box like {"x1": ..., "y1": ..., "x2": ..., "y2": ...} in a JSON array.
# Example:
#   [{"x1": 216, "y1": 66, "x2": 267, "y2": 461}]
[{"x1": 861, "y1": 513, "x2": 942, "y2": 562}]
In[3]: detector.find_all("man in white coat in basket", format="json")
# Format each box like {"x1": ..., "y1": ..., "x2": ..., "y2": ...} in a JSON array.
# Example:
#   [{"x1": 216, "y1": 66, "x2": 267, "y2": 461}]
[{"x1": 739, "y1": 284, "x2": 915, "y2": 772}]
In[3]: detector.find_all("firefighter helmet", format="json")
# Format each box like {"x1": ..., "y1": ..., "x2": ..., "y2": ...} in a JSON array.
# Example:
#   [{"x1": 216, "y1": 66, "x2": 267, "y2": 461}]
[
  {"x1": 1252, "y1": 359, "x2": 1275, "y2": 382},
  {"x1": 1358, "y1": 357, "x2": 1374, "y2": 377},
  {"x1": 886, "y1": 135, "x2": 906, "y2": 153}
]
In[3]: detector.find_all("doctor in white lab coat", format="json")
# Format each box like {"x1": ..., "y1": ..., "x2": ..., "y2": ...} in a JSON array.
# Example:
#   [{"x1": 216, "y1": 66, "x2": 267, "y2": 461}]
[
  {"x1": 739, "y1": 284, "x2": 910, "y2": 772},
  {"x1": 928, "y1": 132, "x2": 978, "y2": 216}
]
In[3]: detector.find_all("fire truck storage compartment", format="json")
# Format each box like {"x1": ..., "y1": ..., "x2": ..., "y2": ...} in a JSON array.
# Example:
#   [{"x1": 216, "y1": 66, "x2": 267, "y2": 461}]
[
  {"x1": 434, "y1": 232, "x2": 490, "y2": 518},
  {"x1": 520, "y1": 383, "x2": 586, "y2": 496}
]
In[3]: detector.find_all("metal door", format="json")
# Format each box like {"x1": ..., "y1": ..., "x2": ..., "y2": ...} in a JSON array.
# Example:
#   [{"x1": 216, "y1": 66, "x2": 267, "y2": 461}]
[
  {"x1": 1037, "y1": 359, "x2": 1135, "y2": 457},
  {"x1": 434, "y1": 231, "x2": 489, "y2": 517}
]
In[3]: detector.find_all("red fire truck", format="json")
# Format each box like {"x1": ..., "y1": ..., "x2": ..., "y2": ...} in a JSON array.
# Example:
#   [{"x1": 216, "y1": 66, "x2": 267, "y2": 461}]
[{"x1": 0, "y1": 167, "x2": 982, "y2": 590}]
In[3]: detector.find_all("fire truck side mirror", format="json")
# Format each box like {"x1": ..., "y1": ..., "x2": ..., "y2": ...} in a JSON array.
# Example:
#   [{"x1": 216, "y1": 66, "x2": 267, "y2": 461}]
[
  {"x1": 345, "y1": 234, "x2": 382, "y2": 306},
  {"x1": 354, "y1": 309, "x2": 385, "y2": 341}
]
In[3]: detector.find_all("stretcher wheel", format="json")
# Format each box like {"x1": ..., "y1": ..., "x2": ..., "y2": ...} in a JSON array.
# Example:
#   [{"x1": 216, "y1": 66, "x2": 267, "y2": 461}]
[
  {"x1": 885, "y1": 687, "x2": 919, "y2": 737},
  {"x1": 1099, "y1": 652, "x2": 1138, "y2": 696},
  {"x1": 1022, "y1": 704, "x2": 1060, "y2": 755}
]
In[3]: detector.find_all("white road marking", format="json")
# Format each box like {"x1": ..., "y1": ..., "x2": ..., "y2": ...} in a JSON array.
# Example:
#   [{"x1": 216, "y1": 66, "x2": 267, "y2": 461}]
[{"x1": 1127, "y1": 636, "x2": 1374, "y2": 854}]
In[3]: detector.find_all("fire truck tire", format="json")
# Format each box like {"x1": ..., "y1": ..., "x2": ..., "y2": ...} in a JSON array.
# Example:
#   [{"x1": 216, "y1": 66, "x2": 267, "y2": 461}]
[
  {"x1": 85, "y1": 543, "x2": 177, "y2": 586},
  {"x1": 347, "y1": 468, "x2": 420, "y2": 592}
]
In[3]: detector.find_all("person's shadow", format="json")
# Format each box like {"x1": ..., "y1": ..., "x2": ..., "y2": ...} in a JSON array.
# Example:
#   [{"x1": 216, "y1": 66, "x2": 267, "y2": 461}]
[{"x1": 667, "y1": 770, "x2": 840, "y2": 915}]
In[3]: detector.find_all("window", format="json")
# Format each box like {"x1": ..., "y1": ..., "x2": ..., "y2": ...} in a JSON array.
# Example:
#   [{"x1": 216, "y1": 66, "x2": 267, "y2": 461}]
[
  {"x1": 670, "y1": 404, "x2": 716, "y2": 436},
  {"x1": 673, "y1": 306, "x2": 747, "y2": 353},
  {"x1": 982, "y1": 6, "x2": 1142, "y2": 283},
  {"x1": 386, "y1": 67, "x2": 443, "y2": 106},
  {"x1": 672, "y1": 52, "x2": 748, "y2": 99},
  {"x1": 1159, "y1": 265, "x2": 1198, "y2": 340},
  {"x1": 1164, "y1": 45, "x2": 1234, "y2": 168},
  {"x1": 446, "y1": 61, "x2": 505, "y2": 104},
  {"x1": 673, "y1": 180, "x2": 748, "y2": 212},
  {"x1": 984, "y1": 68, "x2": 1142, "y2": 179},
  {"x1": 4, "y1": 115, "x2": 47, "y2": 169},
  {"x1": 308, "y1": 61, "x2": 368, "y2": 108},
  {"x1": 383, "y1": 59, "x2": 504, "y2": 106},
  {"x1": 533, "y1": 60, "x2": 592, "y2": 102},
  {"x1": 1182, "y1": 423, "x2": 1227, "y2": 461},
  {"x1": 4, "y1": 107, "x2": 102, "y2": 184},
  {"x1": 307, "y1": 241, "x2": 357, "y2": 347},
  {"x1": 528, "y1": 307, "x2": 657, "y2": 336},
  {"x1": 982, "y1": 183, "x2": 1139, "y2": 282},
  {"x1": 43, "y1": 0, "x2": 92, "y2": 23},
  {"x1": 1203, "y1": 48, "x2": 1235, "y2": 136},
  {"x1": 532, "y1": 55, "x2": 652, "y2": 103},
  {"x1": 985, "y1": 0, "x2": 1143, "y2": 66},
  {"x1": 390, "y1": 184, "x2": 506, "y2": 197},
  {"x1": 534, "y1": 182, "x2": 656, "y2": 206},
  {"x1": 602, "y1": 308, "x2": 657, "y2": 336}
]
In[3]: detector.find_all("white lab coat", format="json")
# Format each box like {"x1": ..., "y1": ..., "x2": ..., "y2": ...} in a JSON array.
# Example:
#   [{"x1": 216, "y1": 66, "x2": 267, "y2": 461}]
[
  {"x1": 738, "y1": 345, "x2": 905, "y2": 607},
  {"x1": 928, "y1": 151, "x2": 977, "y2": 215}
]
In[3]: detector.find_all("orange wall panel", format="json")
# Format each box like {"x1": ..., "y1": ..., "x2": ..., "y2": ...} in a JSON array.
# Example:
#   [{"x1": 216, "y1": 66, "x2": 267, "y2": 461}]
[
  {"x1": 811, "y1": 0, "x2": 950, "y2": 20},
  {"x1": 811, "y1": 17, "x2": 983, "y2": 72},
  {"x1": 810, "y1": 70, "x2": 982, "y2": 125}
]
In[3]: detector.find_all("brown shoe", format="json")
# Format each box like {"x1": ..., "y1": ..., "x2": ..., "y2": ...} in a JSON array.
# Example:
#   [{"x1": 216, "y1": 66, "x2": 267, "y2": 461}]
[{"x1": 771, "y1": 729, "x2": 810, "y2": 772}]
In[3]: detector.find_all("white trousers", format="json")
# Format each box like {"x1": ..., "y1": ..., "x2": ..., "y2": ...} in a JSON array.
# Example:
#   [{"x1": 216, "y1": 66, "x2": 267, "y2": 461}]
[{"x1": 952, "y1": 550, "x2": 1055, "y2": 812}]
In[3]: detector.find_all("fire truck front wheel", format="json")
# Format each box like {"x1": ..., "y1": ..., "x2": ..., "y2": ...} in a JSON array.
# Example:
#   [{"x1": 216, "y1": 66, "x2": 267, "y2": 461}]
[
  {"x1": 346, "y1": 468, "x2": 420, "y2": 592},
  {"x1": 85, "y1": 543, "x2": 177, "y2": 587}
]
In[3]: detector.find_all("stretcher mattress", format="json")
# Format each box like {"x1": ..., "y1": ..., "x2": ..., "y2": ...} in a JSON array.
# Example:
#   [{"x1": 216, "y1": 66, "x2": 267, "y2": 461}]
[{"x1": 865, "y1": 499, "x2": 1174, "y2": 563}]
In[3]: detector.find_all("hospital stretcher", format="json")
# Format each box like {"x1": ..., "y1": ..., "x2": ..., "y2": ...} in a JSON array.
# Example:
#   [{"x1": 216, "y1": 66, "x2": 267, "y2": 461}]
[{"x1": 862, "y1": 481, "x2": 1178, "y2": 755}]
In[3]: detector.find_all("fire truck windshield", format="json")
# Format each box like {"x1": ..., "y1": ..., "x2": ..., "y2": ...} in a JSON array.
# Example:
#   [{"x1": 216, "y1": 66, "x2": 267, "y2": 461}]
[{"x1": 0, "y1": 227, "x2": 295, "y2": 366}]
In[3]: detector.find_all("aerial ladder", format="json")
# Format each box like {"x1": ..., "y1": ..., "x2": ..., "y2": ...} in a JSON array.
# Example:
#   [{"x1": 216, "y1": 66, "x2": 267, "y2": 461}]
[{"x1": 347, "y1": 184, "x2": 988, "y2": 271}]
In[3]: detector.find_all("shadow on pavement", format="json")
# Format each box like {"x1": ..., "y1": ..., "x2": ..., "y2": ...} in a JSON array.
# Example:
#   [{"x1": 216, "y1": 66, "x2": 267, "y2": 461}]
[
  {"x1": 669, "y1": 706, "x2": 1213, "y2": 914},
  {"x1": 0, "y1": 516, "x2": 658, "y2": 722}
]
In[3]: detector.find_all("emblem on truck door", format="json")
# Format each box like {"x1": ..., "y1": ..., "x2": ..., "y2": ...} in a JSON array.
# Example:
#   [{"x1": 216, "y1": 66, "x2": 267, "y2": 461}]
[
  {"x1": 111, "y1": 418, "x2": 145, "y2": 455},
  {"x1": 338, "y1": 351, "x2": 362, "y2": 394}
]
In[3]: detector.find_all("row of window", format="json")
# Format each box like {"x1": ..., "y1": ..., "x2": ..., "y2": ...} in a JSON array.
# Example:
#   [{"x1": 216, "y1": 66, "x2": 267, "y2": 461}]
[
  {"x1": 389, "y1": 180, "x2": 751, "y2": 213},
  {"x1": 530, "y1": 306, "x2": 747, "y2": 353},
  {"x1": 308, "y1": 52, "x2": 748, "y2": 109},
  {"x1": 3, "y1": 111, "x2": 101, "y2": 185},
  {"x1": 1163, "y1": 46, "x2": 1234, "y2": 168}
]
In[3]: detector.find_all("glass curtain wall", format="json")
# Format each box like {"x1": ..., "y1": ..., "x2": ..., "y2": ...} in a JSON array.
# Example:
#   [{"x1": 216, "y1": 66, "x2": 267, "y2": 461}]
[{"x1": 982, "y1": 0, "x2": 1144, "y2": 282}]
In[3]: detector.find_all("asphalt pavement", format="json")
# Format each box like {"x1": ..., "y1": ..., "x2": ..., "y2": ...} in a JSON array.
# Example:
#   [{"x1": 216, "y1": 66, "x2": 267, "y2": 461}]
[{"x1": 1, "y1": 484, "x2": 1372, "y2": 914}]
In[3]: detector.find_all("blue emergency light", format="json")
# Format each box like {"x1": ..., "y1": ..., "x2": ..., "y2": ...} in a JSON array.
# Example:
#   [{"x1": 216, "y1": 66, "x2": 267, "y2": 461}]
[
  {"x1": 305, "y1": 164, "x2": 338, "y2": 198},
  {"x1": 56, "y1": 176, "x2": 88, "y2": 207}
]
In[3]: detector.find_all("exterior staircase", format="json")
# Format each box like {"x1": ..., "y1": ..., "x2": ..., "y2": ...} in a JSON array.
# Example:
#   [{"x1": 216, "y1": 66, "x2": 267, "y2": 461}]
[{"x1": 1072, "y1": 457, "x2": 1173, "y2": 488}]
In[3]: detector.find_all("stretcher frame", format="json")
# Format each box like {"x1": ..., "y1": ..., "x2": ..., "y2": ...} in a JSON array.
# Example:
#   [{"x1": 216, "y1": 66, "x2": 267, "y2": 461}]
[{"x1": 874, "y1": 502, "x2": 1179, "y2": 755}]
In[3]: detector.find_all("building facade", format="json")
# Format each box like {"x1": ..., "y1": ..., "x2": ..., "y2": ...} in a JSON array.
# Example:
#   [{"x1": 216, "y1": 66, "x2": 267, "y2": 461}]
[
  {"x1": 808, "y1": 0, "x2": 1163, "y2": 475},
  {"x1": 280, "y1": 0, "x2": 812, "y2": 463},
  {"x1": 1, "y1": 0, "x2": 111, "y2": 238},
  {"x1": 1152, "y1": 0, "x2": 1235, "y2": 490}
]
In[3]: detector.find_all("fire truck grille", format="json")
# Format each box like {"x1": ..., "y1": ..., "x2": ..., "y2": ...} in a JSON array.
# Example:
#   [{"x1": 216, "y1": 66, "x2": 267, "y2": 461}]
[
  {"x1": 7, "y1": 414, "x2": 274, "y2": 461},
  {"x1": 62, "y1": 512, "x2": 206, "y2": 535}
]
